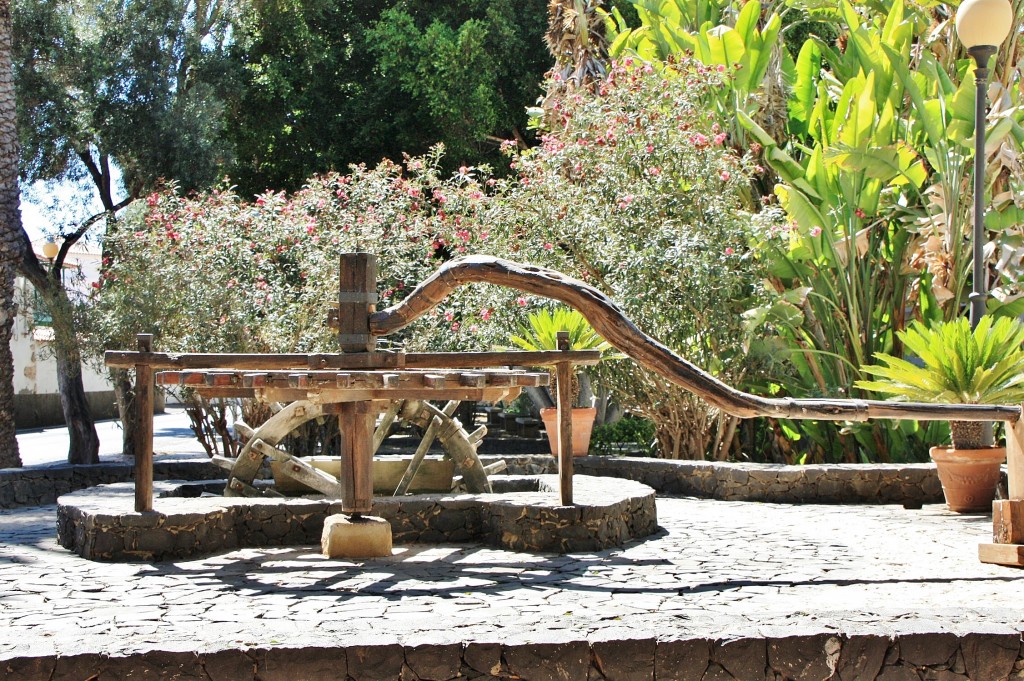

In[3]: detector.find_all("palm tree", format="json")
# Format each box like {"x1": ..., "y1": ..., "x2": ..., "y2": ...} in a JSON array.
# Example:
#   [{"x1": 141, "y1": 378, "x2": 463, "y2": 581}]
[
  {"x1": 541, "y1": 0, "x2": 610, "y2": 117},
  {"x1": 0, "y1": 0, "x2": 22, "y2": 468}
]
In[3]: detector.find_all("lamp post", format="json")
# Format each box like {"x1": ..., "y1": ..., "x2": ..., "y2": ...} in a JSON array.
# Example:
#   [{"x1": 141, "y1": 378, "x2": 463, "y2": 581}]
[
  {"x1": 955, "y1": 0, "x2": 1012, "y2": 330},
  {"x1": 955, "y1": 0, "x2": 1012, "y2": 448}
]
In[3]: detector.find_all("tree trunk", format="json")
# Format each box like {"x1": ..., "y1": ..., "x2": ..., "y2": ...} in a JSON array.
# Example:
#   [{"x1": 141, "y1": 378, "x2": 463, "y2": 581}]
[
  {"x1": 0, "y1": 2, "x2": 21, "y2": 468},
  {"x1": 112, "y1": 368, "x2": 137, "y2": 457},
  {"x1": 55, "y1": 331, "x2": 99, "y2": 463}
]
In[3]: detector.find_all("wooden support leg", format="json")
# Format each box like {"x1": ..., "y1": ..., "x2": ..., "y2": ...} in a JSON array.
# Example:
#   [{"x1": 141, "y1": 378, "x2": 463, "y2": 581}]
[
  {"x1": 555, "y1": 333, "x2": 574, "y2": 505},
  {"x1": 980, "y1": 411, "x2": 1024, "y2": 566},
  {"x1": 134, "y1": 334, "x2": 154, "y2": 513},
  {"x1": 339, "y1": 401, "x2": 375, "y2": 514}
]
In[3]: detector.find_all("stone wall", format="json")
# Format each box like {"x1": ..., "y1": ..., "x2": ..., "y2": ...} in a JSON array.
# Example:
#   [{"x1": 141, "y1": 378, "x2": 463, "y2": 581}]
[
  {"x1": 57, "y1": 475, "x2": 657, "y2": 561},
  {"x1": 576, "y1": 456, "x2": 948, "y2": 505},
  {"x1": 4, "y1": 630, "x2": 1022, "y2": 680},
  {"x1": 3, "y1": 453, "x2": 953, "y2": 511}
]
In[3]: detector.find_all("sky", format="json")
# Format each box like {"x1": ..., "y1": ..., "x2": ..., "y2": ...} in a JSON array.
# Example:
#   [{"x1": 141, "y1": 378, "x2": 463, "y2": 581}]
[{"x1": 20, "y1": 171, "x2": 121, "y2": 246}]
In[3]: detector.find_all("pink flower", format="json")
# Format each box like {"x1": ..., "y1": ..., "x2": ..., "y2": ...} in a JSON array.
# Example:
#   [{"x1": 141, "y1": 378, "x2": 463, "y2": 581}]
[
  {"x1": 810, "y1": 226, "x2": 822, "y2": 237},
  {"x1": 516, "y1": 297, "x2": 527, "y2": 307},
  {"x1": 690, "y1": 133, "x2": 709, "y2": 148},
  {"x1": 648, "y1": 167, "x2": 661, "y2": 176},
  {"x1": 543, "y1": 242, "x2": 554, "y2": 251},
  {"x1": 451, "y1": 322, "x2": 460, "y2": 332},
  {"x1": 720, "y1": 171, "x2": 730, "y2": 182},
  {"x1": 444, "y1": 311, "x2": 454, "y2": 322},
  {"x1": 724, "y1": 247, "x2": 734, "y2": 255},
  {"x1": 855, "y1": 208, "x2": 867, "y2": 219},
  {"x1": 481, "y1": 308, "x2": 492, "y2": 321},
  {"x1": 469, "y1": 324, "x2": 479, "y2": 333},
  {"x1": 645, "y1": 144, "x2": 654, "y2": 154},
  {"x1": 713, "y1": 133, "x2": 728, "y2": 146}
]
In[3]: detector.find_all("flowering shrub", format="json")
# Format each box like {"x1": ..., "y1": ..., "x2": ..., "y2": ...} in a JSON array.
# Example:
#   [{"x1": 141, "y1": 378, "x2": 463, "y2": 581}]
[
  {"x1": 492, "y1": 58, "x2": 769, "y2": 458},
  {"x1": 89, "y1": 149, "x2": 514, "y2": 358}
]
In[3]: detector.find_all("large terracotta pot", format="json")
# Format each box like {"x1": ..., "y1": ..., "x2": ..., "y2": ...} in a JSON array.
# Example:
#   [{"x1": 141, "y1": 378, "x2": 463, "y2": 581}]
[
  {"x1": 540, "y1": 407, "x2": 597, "y2": 457},
  {"x1": 929, "y1": 446, "x2": 1005, "y2": 513}
]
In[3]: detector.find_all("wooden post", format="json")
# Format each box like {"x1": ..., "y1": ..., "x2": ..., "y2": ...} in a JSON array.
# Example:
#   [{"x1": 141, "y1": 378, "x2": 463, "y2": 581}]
[
  {"x1": 339, "y1": 401, "x2": 375, "y2": 514},
  {"x1": 556, "y1": 331, "x2": 574, "y2": 506},
  {"x1": 338, "y1": 253, "x2": 378, "y2": 353},
  {"x1": 1005, "y1": 409, "x2": 1024, "y2": 500},
  {"x1": 980, "y1": 411, "x2": 1024, "y2": 565},
  {"x1": 135, "y1": 334, "x2": 154, "y2": 513}
]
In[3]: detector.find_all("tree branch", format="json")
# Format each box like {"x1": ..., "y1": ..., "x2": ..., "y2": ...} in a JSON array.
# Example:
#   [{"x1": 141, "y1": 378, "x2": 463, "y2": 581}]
[{"x1": 53, "y1": 197, "x2": 133, "y2": 271}]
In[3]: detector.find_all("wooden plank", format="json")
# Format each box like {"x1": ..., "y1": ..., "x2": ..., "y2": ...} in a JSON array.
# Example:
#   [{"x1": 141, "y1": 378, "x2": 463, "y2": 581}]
[
  {"x1": 978, "y1": 542, "x2": 1024, "y2": 567},
  {"x1": 252, "y1": 439, "x2": 345, "y2": 498},
  {"x1": 338, "y1": 401, "x2": 376, "y2": 513},
  {"x1": 105, "y1": 351, "x2": 403, "y2": 370},
  {"x1": 403, "y1": 350, "x2": 601, "y2": 368},
  {"x1": 555, "y1": 355, "x2": 573, "y2": 506},
  {"x1": 993, "y1": 500, "x2": 1024, "y2": 544},
  {"x1": 210, "y1": 455, "x2": 236, "y2": 471},
  {"x1": 135, "y1": 334, "x2": 155, "y2": 513},
  {"x1": 1006, "y1": 410, "x2": 1024, "y2": 500},
  {"x1": 338, "y1": 253, "x2": 378, "y2": 353},
  {"x1": 225, "y1": 401, "x2": 324, "y2": 495}
]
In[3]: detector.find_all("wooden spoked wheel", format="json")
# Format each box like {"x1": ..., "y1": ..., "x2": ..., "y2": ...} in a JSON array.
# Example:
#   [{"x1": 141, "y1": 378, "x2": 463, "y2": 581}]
[{"x1": 220, "y1": 398, "x2": 492, "y2": 498}]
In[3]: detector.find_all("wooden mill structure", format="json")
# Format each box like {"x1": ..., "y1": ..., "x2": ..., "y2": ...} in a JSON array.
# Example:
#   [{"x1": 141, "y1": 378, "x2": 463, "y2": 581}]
[{"x1": 108, "y1": 253, "x2": 1024, "y2": 566}]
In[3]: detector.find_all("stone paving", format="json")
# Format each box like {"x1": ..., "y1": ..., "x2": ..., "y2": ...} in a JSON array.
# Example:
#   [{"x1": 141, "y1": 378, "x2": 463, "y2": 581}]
[{"x1": 2, "y1": 495, "x2": 1023, "y2": 672}]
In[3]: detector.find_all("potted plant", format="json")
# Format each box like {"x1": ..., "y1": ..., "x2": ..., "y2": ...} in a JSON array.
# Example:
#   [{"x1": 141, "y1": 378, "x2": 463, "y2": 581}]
[
  {"x1": 508, "y1": 307, "x2": 618, "y2": 456},
  {"x1": 856, "y1": 316, "x2": 1024, "y2": 512}
]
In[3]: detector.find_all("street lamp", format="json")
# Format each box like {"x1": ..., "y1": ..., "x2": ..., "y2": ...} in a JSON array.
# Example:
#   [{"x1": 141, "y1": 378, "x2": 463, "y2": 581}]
[
  {"x1": 955, "y1": 0, "x2": 1013, "y2": 329},
  {"x1": 41, "y1": 238, "x2": 59, "y2": 263}
]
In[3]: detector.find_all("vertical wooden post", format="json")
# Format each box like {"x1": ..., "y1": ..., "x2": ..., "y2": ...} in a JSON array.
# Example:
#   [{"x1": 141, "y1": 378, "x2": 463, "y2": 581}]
[
  {"x1": 1005, "y1": 412, "x2": 1024, "y2": 500},
  {"x1": 339, "y1": 401, "x2": 375, "y2": 514},
  {"x1": 134, "y1": 334, "x2": 154, "y2": 513},
  {"x1": 556, "y1": 331, "x2": 574, "y2": 506},
  {"x1": 338, "y1": 253, "x2": 378, "y2": 353}
]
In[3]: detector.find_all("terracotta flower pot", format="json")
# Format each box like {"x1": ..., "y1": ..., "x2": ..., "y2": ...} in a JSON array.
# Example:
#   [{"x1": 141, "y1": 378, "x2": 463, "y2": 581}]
[
  {"x1": 929, "y1": 445, "x2": 1005, "y2": 513},
  {"x1": 540, "y1": 407, "x2": 597, "y2": 457}
]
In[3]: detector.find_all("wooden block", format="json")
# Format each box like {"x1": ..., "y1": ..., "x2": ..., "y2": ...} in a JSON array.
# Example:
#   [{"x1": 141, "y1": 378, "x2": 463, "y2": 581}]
[
  {"x1": 242, "y1": 373, "x2": 268, "y2": 388},
  {"x1": 459, "y1": 372, "x2": 486, "y2": 388},
  {"x1": 979, "y1": 542, "x2": 1024, "y2": 567},
  {"x1": 287, "y1": 373, "x2": 310, "y2": 389},
  {"x1": 993, "y1": 500, "x2": 1024, "y2": 544},
  {"x1": 322, "y1": 514, "x2": 392, "y2": 559}
]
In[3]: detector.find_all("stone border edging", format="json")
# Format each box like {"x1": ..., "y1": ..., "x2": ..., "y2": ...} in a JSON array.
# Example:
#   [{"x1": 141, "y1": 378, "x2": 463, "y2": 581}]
[
  {"x1": 0, "y1": 454, "x2": 557, "y2": 510},
  {"x1": 4, "y1": 630, "x2": 1022, "y2": 680},
  {"x1": 56, "y1": 474, "x2": 656, "y2": 561},
  {"x1": 575, "y1": 456, "x2": 947, "y2": 505}
]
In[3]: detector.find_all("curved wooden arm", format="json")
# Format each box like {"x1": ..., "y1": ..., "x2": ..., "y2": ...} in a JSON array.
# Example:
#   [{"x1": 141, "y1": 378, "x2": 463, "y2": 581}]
[{"x1": 370, "y1": 256, "x2": 1021, "y2": 423}]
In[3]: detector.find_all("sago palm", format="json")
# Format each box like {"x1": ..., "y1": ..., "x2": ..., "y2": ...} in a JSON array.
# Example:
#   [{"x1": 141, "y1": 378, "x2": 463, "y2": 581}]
[{"x1": 856, "y1": 316, "x2": 1024, "y2": 449}]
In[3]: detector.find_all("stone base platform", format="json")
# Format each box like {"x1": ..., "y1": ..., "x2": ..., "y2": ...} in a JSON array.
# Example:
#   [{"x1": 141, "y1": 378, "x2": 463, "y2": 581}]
[{"x1": 56, "y1": 475, "x2": 657, "y2": 561}]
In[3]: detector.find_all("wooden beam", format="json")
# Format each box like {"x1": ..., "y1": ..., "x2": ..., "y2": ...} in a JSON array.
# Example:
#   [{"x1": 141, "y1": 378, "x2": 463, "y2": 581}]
[
  {"x1": 105, "y1": 351, "x2": 404, "y2": 371},
  {"x1": 338, "y1": 253, "x2": 377, "y2": 353},
  {"x1": 403, "y1": 350, "x2": 600, "y2": 368},
  {"x1": 134, "y1": 334, "x2": 154, "y2": 513},
  {"x1": 367, "y1": 255, "x2": 1024, "y2": 424}
]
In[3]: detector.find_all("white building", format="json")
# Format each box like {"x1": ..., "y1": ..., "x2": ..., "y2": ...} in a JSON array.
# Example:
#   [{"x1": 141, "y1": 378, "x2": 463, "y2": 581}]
[{"x1": 12, "y1": 239, "x2": 117, "y2": 429}]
